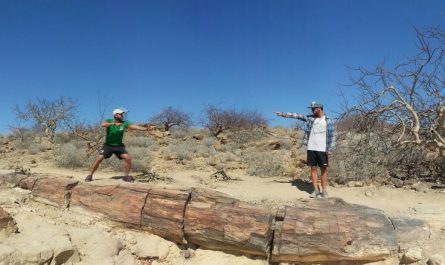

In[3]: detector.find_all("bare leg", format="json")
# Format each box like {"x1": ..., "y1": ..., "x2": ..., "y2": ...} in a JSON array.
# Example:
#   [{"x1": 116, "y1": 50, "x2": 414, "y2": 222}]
[
  {"x1": 120, "y1": 154, "x2": 132, "y2": 176},
  {"x1": 88, "y1": 155, "x2": 105, "y2": 176},
  {"x1": 320, "y1": 166, "x2": 328, "y2": 192},
  {"x1": 310, "y1": 166, "x2": 319, "y2": 192}
]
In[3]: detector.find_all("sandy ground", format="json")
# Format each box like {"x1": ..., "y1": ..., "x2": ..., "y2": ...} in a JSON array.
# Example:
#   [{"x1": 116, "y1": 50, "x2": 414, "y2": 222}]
[{"x1": 1, "y1": 163, "x2": 445, "y2": 264}]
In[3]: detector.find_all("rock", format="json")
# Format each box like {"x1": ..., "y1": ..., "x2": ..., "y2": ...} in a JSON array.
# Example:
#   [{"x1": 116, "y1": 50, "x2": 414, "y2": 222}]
[
  {"x1": 7, "y1": 211, "x2": 80, "y2": 264},
  {"x1": 365, "y1": 189, "x2": 376, "y2": 197},
  {"x1": 402, "y1": 246, "x2": 423, "y2": 264},
  {"x1": 180, "y1": 249, "x2": 192, "y2": 259},
  {"x1": 0, "y1": 245, "x2": 16, "y2": 263},
  {"x1": 271, "y1": 198, "x2": 398, "y2": 263},
  {"x1": 413, "y1": 205, "x2": 443, "y2": 215},
  {"x1": 428, "y1": 254, "x2": 445, "y2": 265},
  {"x1": 391, "y1": 178, "x2": 404, "y2": 188},
  {"x1": 268, "y1": 141, "x2": 280, "y2": 150},
  {"x1": 132, "y1": 233, "x2": 163, "y2": 259},
  {"x1": 347, "y1": 181, "x2": 365, "y2": 187},
  {"x1": 412, "y1": 182, "x2": 429, "y2": 193},
  {"x1": 193, "y1": 134, "x2": 204, "y2": 140},
  {"x1": 0, "y1": 207, "x2": 18, "y2": 239},
  {"x1": 67, "y1": 226, "x2": 123, "y2": 261}
]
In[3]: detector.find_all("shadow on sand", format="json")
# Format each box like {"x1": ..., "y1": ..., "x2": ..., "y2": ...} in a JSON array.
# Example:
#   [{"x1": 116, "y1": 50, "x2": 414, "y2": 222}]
[{"x1": 272, "y1": 178, "x2": 315, "y2": 194}]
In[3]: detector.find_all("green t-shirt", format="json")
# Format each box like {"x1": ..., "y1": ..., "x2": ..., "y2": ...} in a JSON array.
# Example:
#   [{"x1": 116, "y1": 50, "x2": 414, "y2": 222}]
[{"x1": 105, "y1": 119, "x2": 132, "y2": 146}]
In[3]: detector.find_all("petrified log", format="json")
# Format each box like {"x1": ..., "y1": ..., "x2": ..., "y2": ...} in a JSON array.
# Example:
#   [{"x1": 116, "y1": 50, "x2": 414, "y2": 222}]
[
  {"x1": 0, "y1": 173, "x2": 29, "y2": 187},
  {"x1": 141, "y1": 187, "x2": 190, "y2": 243},
  {"x1": 184, "y1": 188, "x2": 274, "y2": 257},
  {"x1": 32, "y1": 177, "x2": 79, "y2": 207},
  {"x1": 390, "y1": 216, "x2": 430, "y2": 251},
  {"x1": 271, "y1": 198, "x2": 398, "y2": 263},
  {"x1": 70, "y1": 183, "x2": 150, "y2": 228},
  {"x1": 18, "y1": 176, "x2": 42, "y2": 190},
  {"x1": 0, "y1": 206, "x2": 17, "y2": 239}
]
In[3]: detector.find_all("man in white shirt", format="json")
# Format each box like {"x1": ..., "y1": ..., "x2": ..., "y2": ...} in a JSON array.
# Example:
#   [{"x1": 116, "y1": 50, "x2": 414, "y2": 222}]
[{"x1": 275, "y1": 101, "x2": 336, "y2": 198}]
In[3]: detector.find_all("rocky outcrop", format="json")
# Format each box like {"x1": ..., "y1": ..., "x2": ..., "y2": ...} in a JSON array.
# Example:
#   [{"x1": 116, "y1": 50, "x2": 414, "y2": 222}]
[{"x1": 0, "y1": 173, "x2": 429, "y2": 264}]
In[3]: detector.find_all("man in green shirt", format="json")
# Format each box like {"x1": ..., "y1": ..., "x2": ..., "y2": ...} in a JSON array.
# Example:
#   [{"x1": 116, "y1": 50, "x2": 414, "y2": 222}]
[{"x1": 85, "y1": 108, "x2": 155, "y2": 182}]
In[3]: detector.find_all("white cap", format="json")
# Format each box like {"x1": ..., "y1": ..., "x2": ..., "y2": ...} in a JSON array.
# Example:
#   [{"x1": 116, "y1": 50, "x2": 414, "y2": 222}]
[{"x1": 113, "y1": 107, "x2": 128, "y2": 115}]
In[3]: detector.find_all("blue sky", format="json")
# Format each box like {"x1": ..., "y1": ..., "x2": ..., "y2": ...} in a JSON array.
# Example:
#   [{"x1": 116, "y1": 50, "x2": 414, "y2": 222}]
[{"x1": 1, "y1": 0, "x2": 444, "y2": 133}]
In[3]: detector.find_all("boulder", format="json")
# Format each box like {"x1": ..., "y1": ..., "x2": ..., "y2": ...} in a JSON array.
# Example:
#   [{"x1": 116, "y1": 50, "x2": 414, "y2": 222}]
[
  {"x1": 428, "y1": 254, "x2": 445, "y2": 265},
  {"x1": 402, "y1": 246, "x2": 423, "y2": 264}
]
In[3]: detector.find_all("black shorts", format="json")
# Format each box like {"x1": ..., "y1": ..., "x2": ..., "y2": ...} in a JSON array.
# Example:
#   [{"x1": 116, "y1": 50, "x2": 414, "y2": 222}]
[
  {"x1": 307, "y1": 150, "x2": 329, "y2": 167},
  {"x1": 99, "y1": 144, "x2": 128, "y2": 159}
]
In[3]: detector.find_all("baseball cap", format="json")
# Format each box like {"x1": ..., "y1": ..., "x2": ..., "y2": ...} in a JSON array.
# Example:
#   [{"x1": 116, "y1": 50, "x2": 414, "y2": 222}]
[
  {"x1": 308, "y1": 101, "x2": 323, "y2": 109},
  {"x1": 113, "y1": 107, "x2": 128, "y2": 115}
]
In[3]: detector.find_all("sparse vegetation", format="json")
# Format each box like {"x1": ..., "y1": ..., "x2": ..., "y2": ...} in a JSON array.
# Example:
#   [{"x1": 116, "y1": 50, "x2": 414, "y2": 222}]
[{"x1": 150, "y1": 106, "x2": 192, "y2": 131}]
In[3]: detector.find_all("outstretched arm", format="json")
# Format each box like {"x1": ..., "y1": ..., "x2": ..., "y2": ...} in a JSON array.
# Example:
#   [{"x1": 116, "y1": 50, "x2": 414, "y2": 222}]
[{"x1": 274, "y1": 112, "x2": 308, "y2": 122}]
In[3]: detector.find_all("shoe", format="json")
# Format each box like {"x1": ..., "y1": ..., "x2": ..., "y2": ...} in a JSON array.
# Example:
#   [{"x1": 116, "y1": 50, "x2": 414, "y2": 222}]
[
  {"x1": 122, "y1": 176, "x2": 135, "y2": 182},
  {"x1": 309, "y1": 191, "x2": 320, "y2": 198},
  {"x1": 85, "y1": 175, "x2": 93, "y2": 182},
  {"x1": 321, "y1": 191, "x2": 328, "y2": 198}
]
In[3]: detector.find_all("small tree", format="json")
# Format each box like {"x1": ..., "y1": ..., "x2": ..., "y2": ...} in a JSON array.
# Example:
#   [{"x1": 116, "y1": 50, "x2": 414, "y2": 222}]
[
  {"x1": 346, "y1": 26, "x2": 445, "y2": 158},
  {"x1": 336, "y1": 25, "x2": 445, "y2": 182},
  {"x1": 150, "y1": 106, "x2": 192, "y2": 131},
  {"x1": 203, "y1": 105, "x2": 267, "y2": 137},
  {"x1": 14, "y1": 96, "x2": 77, "y2": 143}
]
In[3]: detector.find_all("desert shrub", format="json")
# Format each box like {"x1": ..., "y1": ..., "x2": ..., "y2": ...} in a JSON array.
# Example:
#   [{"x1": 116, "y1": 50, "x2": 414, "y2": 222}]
[
  {"x1": 28, "y1": 142, "x2": 46, "y2": 155},
  {"x1": 125, "y1": 136, "x2": 159, "y2": 151},
  {"x1": 10, "y1": 131, "x2": 35, "y2": 150},
  {"x1": 196, "y1": 145, "x2": 216, "y2": 158},
  {"x1": 170, "y1": 128, "x2": 189, "y2": 139},
  {"x1": 226, "y1": 128, "x2": 269, "y2": 147},
  {"x1": 278, "y1": 138, "x2": 293, "y2": 150},
  {"x1": 168, "y1": 141, "x2": 195, "y2": 161},
  {"x1": 129, "y1": 146, "x2": 152, "y2": 172},
  {"x1": 202, "y1": 137, "x2": 215, "y2": 148},
  {"x1": 242, "y1": 150, "x2": 287, "y2": 177},
  {"x1": 54, "y1": 132, "x2": 73, "y2": 144},
  {"x1": 55, "y1": 143, "x2": 88, "y2": 169},
  {"x1": 330, "y1": 129, "x2": 445, "y2": 184}
]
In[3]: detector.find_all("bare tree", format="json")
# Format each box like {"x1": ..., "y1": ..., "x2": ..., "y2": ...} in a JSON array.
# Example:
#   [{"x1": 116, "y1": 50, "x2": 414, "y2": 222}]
[
  {"x1": 13, "y1": 96, "x2": 77, "y2": 143},
  {"x1": 150, "y1": 107, "x2": 192, "y2": 131},
  {"x1": 65, "y1": 93, "x2": 110, "y2": 156},
  {"x1": 346, "y1": 26, "x2": 445, "y2": 158},
  {"x1": 203, "y1": 105, "x2": 268, "y2": 137}
]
